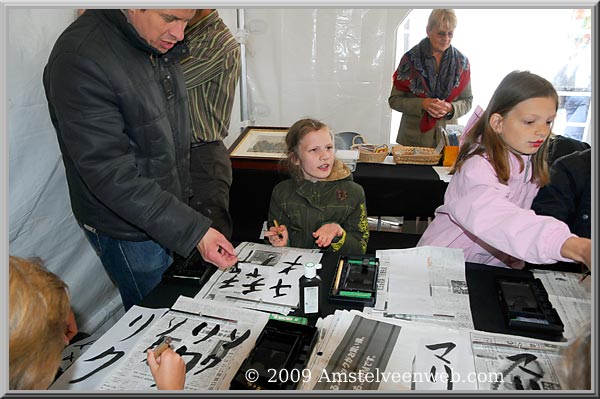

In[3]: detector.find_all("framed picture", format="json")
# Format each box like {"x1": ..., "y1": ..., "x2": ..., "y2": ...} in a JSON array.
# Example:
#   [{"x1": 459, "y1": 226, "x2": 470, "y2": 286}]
[{"x1": 229, "y1": 126, "x2": 288, "y2": 160}]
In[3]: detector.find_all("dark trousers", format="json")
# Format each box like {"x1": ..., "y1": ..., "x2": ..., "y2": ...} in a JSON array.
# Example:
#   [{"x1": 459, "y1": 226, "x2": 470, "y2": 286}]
[
  {"x1": 83, "y1": 227, "x2": 172, "y2": 310},
  {"x1": 190, "y1": 140, "x2": 233, "y2": 239}
]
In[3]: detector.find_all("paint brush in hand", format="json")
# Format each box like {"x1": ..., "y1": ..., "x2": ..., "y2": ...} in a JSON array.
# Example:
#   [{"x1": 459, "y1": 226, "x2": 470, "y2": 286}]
[
  {"x1": 153, "y1": 335, "x2": 172, "y2": 359},
  {"x1": 273, "y1": 219, "x2": 284, "y2": 239}
]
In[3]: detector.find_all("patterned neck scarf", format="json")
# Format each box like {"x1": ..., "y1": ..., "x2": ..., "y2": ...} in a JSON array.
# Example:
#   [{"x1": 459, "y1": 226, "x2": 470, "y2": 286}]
[{"x1": 393, "y1": 38, "x2": 471, "y2": 132}]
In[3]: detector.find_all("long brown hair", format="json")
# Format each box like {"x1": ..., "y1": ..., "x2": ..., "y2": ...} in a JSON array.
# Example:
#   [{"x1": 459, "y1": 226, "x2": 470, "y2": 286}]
[
  {"x1": 284, "y1": 118, "x2": 331, "y2": 179},
  {"x1": 9, "y1": 256, "x2": 71, "y2": 390},
  {"x1": 452, "y1": 70, "x2": 557, "y2": 185}
]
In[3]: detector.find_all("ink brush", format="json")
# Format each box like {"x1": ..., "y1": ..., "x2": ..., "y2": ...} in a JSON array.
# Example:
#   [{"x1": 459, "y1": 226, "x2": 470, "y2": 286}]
[
  {"x1": 579, "y1": 270, "x2": 591, "y2": 283},
  {"x1": 333, "y1": 258, "x2": 345, "y2": 293},
  {"x1": 153, "y1": 335, "x2": 172, "y2": 358},
  {"x1": 273, "y1": 219, "x2": 284, "y2": 239}
]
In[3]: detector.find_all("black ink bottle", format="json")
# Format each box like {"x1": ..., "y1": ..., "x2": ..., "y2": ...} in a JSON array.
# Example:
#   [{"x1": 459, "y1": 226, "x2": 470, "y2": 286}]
[{"x1": 299, "y1": 262, "x2": 321, "y2": 316}]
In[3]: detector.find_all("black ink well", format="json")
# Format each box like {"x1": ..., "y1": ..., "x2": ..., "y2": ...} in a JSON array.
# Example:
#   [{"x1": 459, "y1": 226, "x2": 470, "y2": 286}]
[{"x1": 299, "y1": 262, "x2": 321, "y2": 316}]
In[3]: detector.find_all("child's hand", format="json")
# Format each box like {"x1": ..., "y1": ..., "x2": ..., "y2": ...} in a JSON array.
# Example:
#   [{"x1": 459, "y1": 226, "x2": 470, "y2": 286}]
[
  {"x1": 265, "y1": 224, "x2": 288, "y2": 247},
  {"x1": 313, "y1": 223, "x2": 343, "y2": 248},
  {"x1": 147, "y1": 348, "x2": 186, "y2": 390},
  {"x1": 561, "y1": 237, "x2": 591, "y2": 269},
  {"x1": 64, "y1": 309, "x2": 78, "y2": 345}
]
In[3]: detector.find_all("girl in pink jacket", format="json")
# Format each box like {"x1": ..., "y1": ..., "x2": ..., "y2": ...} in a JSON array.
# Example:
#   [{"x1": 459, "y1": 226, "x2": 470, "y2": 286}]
[{"x1": 418, "y1": 71, "x2": 591, "y2": 269}]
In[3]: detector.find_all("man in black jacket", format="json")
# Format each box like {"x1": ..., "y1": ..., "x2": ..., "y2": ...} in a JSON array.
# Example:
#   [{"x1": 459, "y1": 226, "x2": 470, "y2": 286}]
[{"x1": 43, "y1": 9, "x2": 237, "y2": 310}]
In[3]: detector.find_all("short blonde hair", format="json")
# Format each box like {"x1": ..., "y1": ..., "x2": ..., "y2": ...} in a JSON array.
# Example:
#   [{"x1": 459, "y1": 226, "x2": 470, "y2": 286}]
[
  {"x1": 427, "y1": 9, "x2": 457, "y2": 32},
  {"x1": 559, "y1": 323, "x2": 591, "y2": 390},
  {"x1": 9, "y1": 256, "x2": 71, "y2": 390}
]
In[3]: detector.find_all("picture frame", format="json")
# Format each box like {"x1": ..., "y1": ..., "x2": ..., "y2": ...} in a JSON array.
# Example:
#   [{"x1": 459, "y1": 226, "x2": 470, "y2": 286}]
[{"x1": 228, "y1": 126, "x2": 289, "y2": 160}]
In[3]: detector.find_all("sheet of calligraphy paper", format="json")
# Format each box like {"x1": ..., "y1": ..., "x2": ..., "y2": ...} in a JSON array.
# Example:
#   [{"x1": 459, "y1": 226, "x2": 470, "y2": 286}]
[
  {"x1": 413, "y1": 332, "x2": 476, "y2": 390},
  {"x1": 98, "y1": 296, "x2": 270, "y2": 390},
  {"x1": 50, "y1": 306, "x2": 168, "y2": 390},
  {"x1": 196, "y1": 242, "x2": 323, "y2": 308},
  {"x1": 470, "y1": 332, "x2": 565, "y2": 391}
]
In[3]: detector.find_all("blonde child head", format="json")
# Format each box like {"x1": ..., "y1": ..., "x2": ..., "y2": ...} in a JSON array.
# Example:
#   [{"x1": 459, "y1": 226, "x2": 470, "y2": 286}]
[
  {"x1": 9, "y1": 256, "x2": 71, "y2": 390},
  {"x1": 559, "y1": 323, "x2": 591, "y2": 390},
  {"x1": 454, "y1": 70, "x2": 558, "y2": 185},
  {"x1": 285, "y1": 118, "x2": 334, "y2": 180}
]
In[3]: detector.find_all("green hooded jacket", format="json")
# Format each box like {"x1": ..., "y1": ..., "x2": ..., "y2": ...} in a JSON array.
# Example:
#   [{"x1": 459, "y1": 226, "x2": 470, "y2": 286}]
[{"x1": 268, "y1": 159, "x2": 369, "y2": 254}]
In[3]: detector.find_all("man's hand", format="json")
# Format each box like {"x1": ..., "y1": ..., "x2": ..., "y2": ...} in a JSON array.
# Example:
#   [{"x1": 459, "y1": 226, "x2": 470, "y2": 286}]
[{"x1": 196, "y1": 227, "x2": 238, "y2": 269}]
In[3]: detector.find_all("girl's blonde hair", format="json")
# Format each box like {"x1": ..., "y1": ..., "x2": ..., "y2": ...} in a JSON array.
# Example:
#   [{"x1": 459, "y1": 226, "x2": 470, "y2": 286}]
[
  {"x1": 9, "y1": 256, "x2": 71, "y2": 390},
  {"x1": 452, "y1": 70, "x2": 557, "y2": 185},
  {"x1": 284, "y1": 118, "x2": 332, "y2": 179}
]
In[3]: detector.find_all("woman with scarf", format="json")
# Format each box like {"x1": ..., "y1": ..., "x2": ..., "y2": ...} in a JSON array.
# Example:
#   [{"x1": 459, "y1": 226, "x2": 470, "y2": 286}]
[{"x1": 389, "y1": 9, "x2": 472, "y2": 148}]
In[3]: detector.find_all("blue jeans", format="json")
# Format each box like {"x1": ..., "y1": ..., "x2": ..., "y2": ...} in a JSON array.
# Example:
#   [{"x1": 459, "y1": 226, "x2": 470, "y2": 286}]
[{"x1": 83, "y1": 228, "x2": 173, "y2": 310}]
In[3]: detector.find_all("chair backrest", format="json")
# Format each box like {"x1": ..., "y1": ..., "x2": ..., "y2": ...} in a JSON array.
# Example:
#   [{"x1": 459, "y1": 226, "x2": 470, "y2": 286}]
[{"x1": 335, "y1": 132, "x2": 364, "y2": 150}]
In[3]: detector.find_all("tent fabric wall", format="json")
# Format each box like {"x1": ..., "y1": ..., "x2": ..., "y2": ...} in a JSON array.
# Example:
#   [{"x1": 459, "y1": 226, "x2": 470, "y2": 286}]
[
  {"x1": 7, "y1": 9, "x2": 122, "y2": 334},
  {"x1": 241, "y1": 9, "x2": 408, "y2": 144},
  {"x1": 7, "y1": 7, "x2": 408, "y2": 335}
]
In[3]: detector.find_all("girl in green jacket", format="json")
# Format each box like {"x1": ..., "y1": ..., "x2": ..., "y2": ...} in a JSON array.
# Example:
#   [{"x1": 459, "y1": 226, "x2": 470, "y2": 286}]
[{"x1": 265, "y1": 118, "x2": 369, "y2": 254}]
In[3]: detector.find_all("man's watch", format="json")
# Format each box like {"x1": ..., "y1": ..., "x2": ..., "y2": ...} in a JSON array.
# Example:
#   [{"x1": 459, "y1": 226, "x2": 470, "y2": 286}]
[{"x1": 444, "y1": 105, "x2": 455, "y2": 120}]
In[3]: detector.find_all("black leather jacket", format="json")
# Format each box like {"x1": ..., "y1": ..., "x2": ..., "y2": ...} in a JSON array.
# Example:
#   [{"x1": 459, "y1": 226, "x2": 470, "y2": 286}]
[
  {"x1": 43, "y1": 9, "x2": 211, "y2": 256},
  {"x1": 532, "y1": 149, "x2": 591, "y2": 239}
]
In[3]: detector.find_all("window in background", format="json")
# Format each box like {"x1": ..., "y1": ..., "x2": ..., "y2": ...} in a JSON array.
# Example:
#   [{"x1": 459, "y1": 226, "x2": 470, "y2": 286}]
[{"x1": 389, "y1": 8, "x2": 592, "y2": 144}]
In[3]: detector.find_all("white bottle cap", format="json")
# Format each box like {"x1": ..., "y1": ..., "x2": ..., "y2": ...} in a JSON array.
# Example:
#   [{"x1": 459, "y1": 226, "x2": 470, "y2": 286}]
[{"x1": 304, "y1": 262, "x2": 317, "y2": 278}]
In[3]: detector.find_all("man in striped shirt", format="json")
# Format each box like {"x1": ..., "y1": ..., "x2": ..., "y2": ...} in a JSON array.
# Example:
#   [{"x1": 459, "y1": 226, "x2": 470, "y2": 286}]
[{"x1": 181, "y1": 9, "x2": 241, "y2": 240}]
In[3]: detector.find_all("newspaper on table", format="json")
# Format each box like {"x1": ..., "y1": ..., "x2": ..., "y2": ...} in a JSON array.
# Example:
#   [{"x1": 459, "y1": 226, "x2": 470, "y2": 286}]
[
  {"x1": 300, "y1": 310, "x2": 477, "y2": 390},
  {"x1": 368, "y1": 246, "x2": 473, "y2": 330},
  {"x1": 532, "y1": 269, "x2": 591, "y2": 341},
  {"x1": 195, "y1": 242, "x2": 322, "y2": 311},
  {"x1": 300, "y1": 310, "x2": 571, "y2": 391},
  {"x1": 470, "y1": 332, "x2": 566, "y2": 390},
  {"x1": 51, "y1": 296, "x2": 269, "y2": 390}
]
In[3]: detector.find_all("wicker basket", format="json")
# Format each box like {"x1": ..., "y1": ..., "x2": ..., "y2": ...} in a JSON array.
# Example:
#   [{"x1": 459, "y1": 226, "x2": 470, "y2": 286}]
[
  {"x1": 350, "y1": 135, "x2": 389, "y2": 163},
  {"x1": 392, "y1": 145, "x2": 442, "y2": 165}
]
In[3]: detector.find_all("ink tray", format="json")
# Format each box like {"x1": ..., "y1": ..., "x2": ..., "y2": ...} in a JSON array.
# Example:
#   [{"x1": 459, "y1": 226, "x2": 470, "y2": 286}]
[
  {"x1": 328, "y1": 255, "x2": 378, "y2": 307},
  {"x1": 229, "y1": 319, "x2": 318, "y2": 390},
  {"x1": 162, "y1": 250, "x2": 215, "y2": 286},
  {"x1": 496, "y1": 277, "x2": 564, "y2": 337}
]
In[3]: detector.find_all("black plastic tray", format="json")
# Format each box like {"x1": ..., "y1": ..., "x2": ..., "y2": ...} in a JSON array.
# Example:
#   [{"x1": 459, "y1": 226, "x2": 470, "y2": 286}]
[{"x1": 328, "y1": 255, "x2": 378, "y2": 307}]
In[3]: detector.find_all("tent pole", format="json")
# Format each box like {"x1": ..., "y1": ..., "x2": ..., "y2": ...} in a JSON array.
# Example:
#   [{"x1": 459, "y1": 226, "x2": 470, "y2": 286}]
[{"x1": 237, "y1": 9, "x2": 250, "y2": 126}]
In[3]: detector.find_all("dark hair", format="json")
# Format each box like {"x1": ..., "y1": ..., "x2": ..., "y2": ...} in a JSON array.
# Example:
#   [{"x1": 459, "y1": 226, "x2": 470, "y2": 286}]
[
  {"x1": 452, "y1": 70, "x2": 557, "y2": 185},
  {"x1": 284, "y1": 118, "x2": 331, "y2": 179}
]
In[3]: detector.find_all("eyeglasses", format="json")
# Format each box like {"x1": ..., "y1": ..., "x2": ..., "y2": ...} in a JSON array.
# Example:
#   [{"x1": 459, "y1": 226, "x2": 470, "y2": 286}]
[{"x1": 436, "y1": 31, "x2": 454, "y2": 38}]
